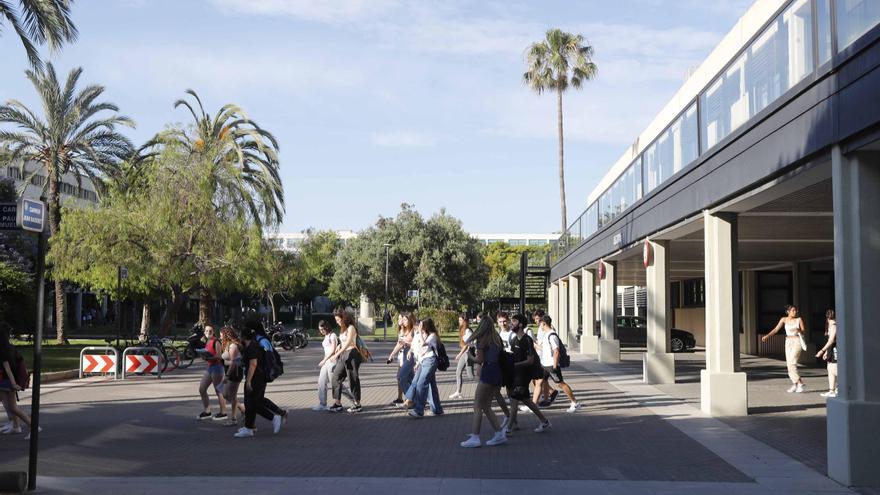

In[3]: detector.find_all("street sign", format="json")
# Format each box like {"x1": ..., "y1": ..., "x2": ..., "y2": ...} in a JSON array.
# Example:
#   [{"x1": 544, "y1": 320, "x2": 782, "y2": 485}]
[
  {"x1": 18, "y1": 199, "x2": 45, "y2": 233},
  {"x1": 119, "y1": 267, "x2": 129, "y2": 279},
  {"x1": 407, "y1": 289, "x2": 419, "y2": 298},
  {"x1": 0, "y1": 203, "x2": 16, "y2": 229}
]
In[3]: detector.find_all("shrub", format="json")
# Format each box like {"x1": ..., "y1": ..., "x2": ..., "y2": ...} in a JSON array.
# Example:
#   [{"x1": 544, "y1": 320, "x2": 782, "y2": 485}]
[{"x1": 418, "y1": 307, "x2": 460, "y2": 336}]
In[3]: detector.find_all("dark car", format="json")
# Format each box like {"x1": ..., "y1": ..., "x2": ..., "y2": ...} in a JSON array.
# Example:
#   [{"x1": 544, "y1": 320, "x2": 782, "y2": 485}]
[{"x1": 614, "y1": 316, "x2": 696, "y2": 352}]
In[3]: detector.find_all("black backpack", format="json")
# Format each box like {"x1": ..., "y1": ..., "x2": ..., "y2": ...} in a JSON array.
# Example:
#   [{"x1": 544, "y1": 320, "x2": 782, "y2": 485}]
[
  {"x1": 550, "y1": 332, "x2": 571, "y2": 368},
  {"x1": 436, "y1": 340, "x2": 450, "y2": 371},
  {"x1": 257, "y1": 336, "x2": 284, "y2": 382}
]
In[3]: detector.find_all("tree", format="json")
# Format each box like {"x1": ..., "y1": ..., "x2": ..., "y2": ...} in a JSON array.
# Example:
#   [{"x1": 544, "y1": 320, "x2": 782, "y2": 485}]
[
  {"x1": 0, "y1": 63, "x2": 134, "y2": 342},
  {"x1": 161, "y1": 89, "x2": 283, "y2": 325},
  {"x1": 0, "y1": 178, "x2": 35, "y2": 330},
  {"x1": 295, "y1": 229, "x2": 341, "y2": 303},
  {"x1": 0, "y1": 0, "x2": 77, "y2": 68},
  {"x1": 523, "y1": 29, "x2": 597, "y2": 233},
  {"x1": 482, "y1": 241, "x2": 551, "y2": 301}
]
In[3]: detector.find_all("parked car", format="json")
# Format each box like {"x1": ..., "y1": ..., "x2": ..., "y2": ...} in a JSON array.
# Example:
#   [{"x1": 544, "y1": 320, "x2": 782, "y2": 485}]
[{"x1": 613, "y1": 316, "x2": 696, "y2": 352}]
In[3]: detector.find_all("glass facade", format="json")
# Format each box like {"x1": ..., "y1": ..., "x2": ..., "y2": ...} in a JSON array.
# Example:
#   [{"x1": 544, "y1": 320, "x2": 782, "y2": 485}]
[
  {"x1": 553, "y1": 0, "x2": 880, "y2": 263},
  {"x1": 509, "y1": 239, "x2": 527, "y2": 246}
]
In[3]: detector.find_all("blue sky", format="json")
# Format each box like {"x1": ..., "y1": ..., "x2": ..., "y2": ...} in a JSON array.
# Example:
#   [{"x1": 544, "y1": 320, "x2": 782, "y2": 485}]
[{"x1": 0, "y1": 0, "x2": 752, "y2": 235}]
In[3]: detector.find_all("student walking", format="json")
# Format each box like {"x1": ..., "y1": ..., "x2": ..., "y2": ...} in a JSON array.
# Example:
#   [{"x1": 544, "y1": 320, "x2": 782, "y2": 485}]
[
  {"x1": 408, "y1": 318, "x2": 443, "y2": 418},
  {"x1": 461, "y1": 318, "x2": 508, "y2": 448},
  {"x1": 506, "y1": 314, "x2": 551, "y2": 433},
  {"x1": 220, "y1": 327, "x2": 245, "y2": 426},
  {"x1": 449, "y1": 313, "x2": 474, "y2": 399},
  {"x1": 816, "y1": 309, "x2": 838, "y2": 398},
  {"x1": 253, "y1": 325, "x2": 289, "y2": 422},
  {"x1": 196, "y1": 325, "x2": 228, "y2": 421},
  {"x1": 494, "y1": 312, "x2": 513, "y2": 424},
  {"x1": 234, "y1": 325, "x2": 284, "y2": 438},
  {"x1": 329, "y1": 310, "x2": 363, "y2": 413},
  {"x1": 387, "y1": 312, "x2": 416, "y2": 407},
  {"x1": 315, "y1": 320, "x2": 355, "y2": 410},
  {"x1": 762, "y1": 305, "x2": 807, "y2": 393},
  {"x1": 534, "y1": 316, "x2": 581, "y2": 413},
  {"x1": 0, "y1": 324, "x2": 36, "y2": 438}
]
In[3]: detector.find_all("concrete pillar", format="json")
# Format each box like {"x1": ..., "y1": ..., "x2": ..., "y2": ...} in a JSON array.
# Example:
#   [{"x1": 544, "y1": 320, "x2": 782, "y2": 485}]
[
  {"x1": 700, "y1": 211, "x2": 748, "y2": 416},
  {"x1": 741, "y1": 270, "x2": 758, "y2": 355},
  {"x1": 100, "y1": 295, "x2": 108, "y2": 318},
  {"x1": 827, "y1": 147, "x2": 880, "y2": 486},
  {"x1": 580, "y1": 268, "x2": 599, "y2": 354},
  {"x1": 74, "y1": 290, "x2": 83, "y2": 330},
  {"x1": 558, "y1": 279, "x2": 569, "y2": 346},
  {"x1": 598, "y1": 260, "x2": 620, "y2": 363},
  {"x1": 357, "y1": 294, "x2": 375, "y2": 335},
  {"x1": 567, "y1": 274, "x2": 580, "y2": 347},
  {"x1": 644, "y1": 240, "x2": 675, "y2": 384},
  {"x1": 548, "y1": 281, "x2": 559, "y2": 324}
]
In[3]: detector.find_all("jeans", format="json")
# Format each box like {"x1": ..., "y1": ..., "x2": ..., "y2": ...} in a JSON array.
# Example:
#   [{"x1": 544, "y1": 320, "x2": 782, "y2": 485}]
[
  {"x1": 454, "y1": 353, "x2": 474, "y2": 394},
  {"x1": 398, "y1": 347, "x2": 415, "y2": 394},
  {"x1": 319, "y1": 360, "x2": 353, "y2": 406},
  {"x1": 332, "y1": 349, "x2": 362, "y2": 402},
  {"x1": 412, "y1": 356, "x2": 442, "y2": 415},
  {"x1": 244, "y1": 379, "x2": 274, "y2": 429}
]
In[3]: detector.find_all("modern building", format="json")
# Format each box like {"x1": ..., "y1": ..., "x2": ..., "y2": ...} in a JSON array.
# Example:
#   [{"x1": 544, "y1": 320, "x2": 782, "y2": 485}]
[
  {"x1": 548, "y1": 0, "x2": 879, "y2": 487},
  {"x1": 266, "y1": 231, "x2": 557, "y2": 252}
]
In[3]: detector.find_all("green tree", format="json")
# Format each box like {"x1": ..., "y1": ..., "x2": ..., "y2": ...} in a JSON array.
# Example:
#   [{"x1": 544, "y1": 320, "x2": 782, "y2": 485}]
[
  {"x1": 0, "y1": 0, "x2": 77, "y2": 68},
  {"x1": 523, "y1": 29, "x2": 597, "y2": 233},
  {"x1": 482, "y1": 241, "x2": 550, "y2": 301},
  {"x1": 295, "y1": 229, "x2": 341, "y2": 303},
  {"x1": 0, "y1": 63, "x2": 135, "y2": 342}
]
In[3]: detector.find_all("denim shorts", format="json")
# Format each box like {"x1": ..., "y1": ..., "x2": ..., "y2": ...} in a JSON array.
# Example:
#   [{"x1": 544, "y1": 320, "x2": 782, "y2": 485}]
[{"x1": 207, "y1": 363, "x2": 224, "y2": 376}]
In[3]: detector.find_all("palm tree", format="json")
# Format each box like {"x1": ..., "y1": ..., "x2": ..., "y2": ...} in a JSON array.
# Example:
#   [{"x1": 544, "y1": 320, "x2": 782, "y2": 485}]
[
  {"x1": 0, "y1": 63, "x2": 134, "y2": 342},
  {"x1": 523, "y1": 28, "x2": 597, "y2": 233},
  {"x1": 163, "y1": 89, "x2": 283, "y2": 324},
  {"x1": 0, "y1": 0, "x2": 77, "y2": 68}
]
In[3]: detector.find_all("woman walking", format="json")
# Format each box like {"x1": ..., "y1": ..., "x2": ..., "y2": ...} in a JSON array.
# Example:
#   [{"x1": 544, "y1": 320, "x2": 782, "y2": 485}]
[
  {"x1": 816, "y1": 309, "x2": 838, "y2": 398},
  {"x1": 234, "y1": 325, "x2": 281, "y2": 438},
  {"x1": 387, "y1": 312, "x2": 416, "y2": 407},
  {"x1": 408, "y1": 318, "x2": 443, "y2": 418},
  {"x1": 220, "y1": 327, "x2": 245, "y2": 426},
  {"x1": 762, "y1": 305, "x2": 807, "y2": 393},
  {"x1": 460, "y1": 318, "x2": 508, "y2": 448},
  {"x1": 449, "y1": 313, "x2": 474, "y2": 400},
  {"x1": 196, "y1": 325, "x2": 228, "y2": 421},
  {"x1": 329, "y1": 310, "x2": 363, "y2": 413},
  {"x1": 0, "y1": 325, "x2": 35, "y2": 438},
  {"x1": 316, "y1": 320, "x2": 355, "y2": 410}
]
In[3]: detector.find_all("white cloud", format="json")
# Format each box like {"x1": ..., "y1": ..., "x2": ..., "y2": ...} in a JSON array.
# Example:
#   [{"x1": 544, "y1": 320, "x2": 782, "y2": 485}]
[
  {"x1": 208, "y1": 0, "x2": 399, "y2": 23},
  {"x1": 371, "y1": 131, "x2": 438, "y2": 147}
]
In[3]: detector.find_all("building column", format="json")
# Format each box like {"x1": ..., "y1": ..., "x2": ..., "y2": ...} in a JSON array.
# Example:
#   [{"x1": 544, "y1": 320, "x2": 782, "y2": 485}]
[
  {"x1": 580, "y1": 268, "x2": 599, "y2": 354},
  {"x1": 548, "y1": 280, "x2": 559, "y2": 324},
  {"x1": 644, "y1": 240, "x2": 674, "y2": 384},
  {"x1": 827, "y1": 147, "x2": 880, "y2": 486},
  {"x1": 357, "y1": 294, "x2": 375, "y2": 335},
  {"x1": 558, "y1": 279, "x2": 569, "y2": 345},
  {"x1": 700, "y1": 211, "x2": 747, "y2": 416},
  {"x1": 567, "y1": 274, "x2": 580, "y2": 347},
  {"x1": 740, "y1": 270, "x2": 758, "y2": 356},
  {"x1": 598, "y1": 260, "x2": 620, "y2": 363}
]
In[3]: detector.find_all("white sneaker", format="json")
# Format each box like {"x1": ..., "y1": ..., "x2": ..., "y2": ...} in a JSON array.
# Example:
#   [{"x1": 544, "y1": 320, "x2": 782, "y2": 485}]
[
  {"x1": 1, "y1": 425, "x2": 22, "y2": 435},
  {"x1": 312, "y1": 405, "x2": 327, "y2": 411},
  {"x1": 499, "y1": 415, "x2": 510, "y2": 432},
  {"x1": 23, "y1": 427, "x2": 41, "y2": 441},
  {"x1": 460, "y1": 434, "x2": 481, "y2": 448},
  {"x1": 0, "y1": 423, "x2": 10, "y2": 433},
  {"x1": 819, "y1": 391, "x2": 835, "y2": 398},
  {"x1": 566, "y1": 402, "x2": 582, "y2": 413},
  {"x1": 448, "y1": 392, "x2": 462, "y2": 399},
  {"x1": 486, "y1": 430, "x2": 508, "y2": 446},
  {"x1": 534, "y1": 420, "x2": 552, "y2": 433},
  {"x1": 795, "y1": 384, "x2": 805, "y2": 393},
  {"x1": 234, "y1": 427, "x2": 255, "y2": 438},
  {"x1": 518, "y1": 405, "x2": 531, "y2": 413},
  {"x1": 786, "y1": 384, "x2": 797, "y2": 393},
  {"x1": 272, "y1": 415, "x2": 283, "y2": 434}
]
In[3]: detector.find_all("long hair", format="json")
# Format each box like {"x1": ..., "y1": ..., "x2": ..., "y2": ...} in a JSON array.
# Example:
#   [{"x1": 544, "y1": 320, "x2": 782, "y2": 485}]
[
  {"x1": 421, "y1": 318, "x2": 441, "y2": 343},
  {"x1": 472, "y1": 317, "x2": 501, "y2": 349},
  {"x1": 220, "y1": 326, "x2": 240, "y2": 351},
  {"x1": 825, "y1": 309, "x2": 836, "y2": 334},
  {"x1": 399, "y1": 311, "x2": 417, "y2": 335},
  {"x1": 334, "y1": 309, "x2": 357, "y2": 332}
]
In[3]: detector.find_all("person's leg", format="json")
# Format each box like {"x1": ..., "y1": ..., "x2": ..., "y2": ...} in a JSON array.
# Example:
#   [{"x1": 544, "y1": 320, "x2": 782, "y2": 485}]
[
  {"x1": 493, "y1": 389, "x2": 510, "y2": 417},
  {"x1": 411, "y1": 361, "x2": 429, "y2": 414},
  {"x1": 785, "y1": 340, "x2": 801, "y2": 384},
  {"x1": 828, "y1": 362, "x2": 838, "y2": 393},
  {"x1": 211, "y1": 368, "x2": 227, "y2": 414},
  {"x1": 0, "y1": 392, "x2": 20, "y2": 429},
  {"x1": 243, "y1": 385, "x2": 257, "y2": 429},
  {"x1": 399, "y1": 358, "x2": 415, "y2": 398},
  {"x1": 318, "y1": 362, "x2": 332, "y2": 407},
  {"x1": 426, "y1": 360, "x2": 442, "y2": 414},
  {"x1": 347, "y1": 352, "x2": 362, "y2": 404},
  {"x1": 472, "y1": 383, "x2": 492, "y2": 434},
  {"x1": 522, "y1": 396, "x2": 549, "y2": 423},
  {"x1": 199, "y1": 370, "x2": 212, "y2": 412},
  {"x1": 508, "y1": 398, "x2": 519, "y2": 427},
  {"x1": 251, "y1": 380, "x2": 275, "y2": 422},
  {"x1": 483, "y1": 386, "x2": 501, "y2": 432},
  {"x1": 331, "y1": 359, "x2": 347, "y2": 405},
  {"x1": 532, "y1": 377, "x2": 545, "y2": 405},
  {"x1": 454, "y1": 355, "x2": 467, "y2": 394}
]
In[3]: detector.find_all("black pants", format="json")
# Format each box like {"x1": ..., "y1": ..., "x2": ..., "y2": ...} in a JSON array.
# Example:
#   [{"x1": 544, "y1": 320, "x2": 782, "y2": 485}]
[
  {"x1": 332, "y1": 349, "x2": 362, "y2": 402},
  {"x1": 244, "y1": 379, "x2": 274, "y2": 429}
]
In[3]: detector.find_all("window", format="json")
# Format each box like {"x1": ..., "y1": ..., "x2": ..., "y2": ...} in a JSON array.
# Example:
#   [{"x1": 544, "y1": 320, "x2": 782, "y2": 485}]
[
  {"x1": 509, "y1": 239, "x2": 527, "y2": 246},
  {"x1": 486, "y1": 239, "x2": 502, "y2": 245},
  {"x1": 528, "y1": 239, "x2": 548, "y2": 246},
  {"x1": 701, "y1": 0, "x2": 814, "y2": 151},
  {"x1": 817, "y1": 0, "x2": 832, "y2": 64},
  {"x1": 683, "y1": 278, "x2": 705, "y2": 307},
  {"x1": 670, "y1": 281, "x2": 681, "y2": 309},
  {"x1": 645, "y1": 104, "x2": 698, "y2": 194},
  {"x1": 836, "y1": 0, "x2": 880, "y2": 50},
  {"x1": 598, "y1": 159, "x2": 641, "y2": 228}
]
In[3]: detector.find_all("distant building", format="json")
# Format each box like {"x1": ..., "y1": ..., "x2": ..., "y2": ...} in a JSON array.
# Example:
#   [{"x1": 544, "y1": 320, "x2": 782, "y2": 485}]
[{"x1": 266, "y1": 230, "x2": 557, "y2": 252}]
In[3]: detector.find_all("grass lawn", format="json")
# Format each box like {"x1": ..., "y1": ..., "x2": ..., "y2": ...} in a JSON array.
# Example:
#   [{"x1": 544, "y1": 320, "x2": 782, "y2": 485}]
[{"x1": 13, "y1": 339, "x2": 110, "y2": 374}]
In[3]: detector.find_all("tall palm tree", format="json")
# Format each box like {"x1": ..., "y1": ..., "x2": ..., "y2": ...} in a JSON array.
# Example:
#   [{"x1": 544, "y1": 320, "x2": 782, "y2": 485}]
[
  {"x1": 164, "y1": 89, "x2": 283, "y2": 324},
  {"x1": 523, "y1": 28, "x2": 597, "y2": 234},
  {"x1": 0, "y1": 63, "x2": 134, "y2": 342},
  {"x1": 0, "y1": 0, "x2": 77, "y2": 68}
]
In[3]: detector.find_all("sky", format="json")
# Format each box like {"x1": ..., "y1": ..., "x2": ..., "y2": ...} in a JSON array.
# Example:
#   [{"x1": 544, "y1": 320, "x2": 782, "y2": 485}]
[{"x1": 0, "y1": 0, "x2": 753, "y2": 235}]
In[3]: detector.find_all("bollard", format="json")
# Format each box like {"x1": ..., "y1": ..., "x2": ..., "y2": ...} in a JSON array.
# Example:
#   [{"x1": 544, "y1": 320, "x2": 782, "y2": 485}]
[{"x1": 0, "y1": 471, "x2": 26, "y2": 493}]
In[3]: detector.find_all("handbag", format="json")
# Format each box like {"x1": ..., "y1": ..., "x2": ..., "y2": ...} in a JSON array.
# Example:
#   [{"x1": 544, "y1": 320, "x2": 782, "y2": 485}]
[{"x1": 798, "y1": 333, "x2": 807, "y2": 352}]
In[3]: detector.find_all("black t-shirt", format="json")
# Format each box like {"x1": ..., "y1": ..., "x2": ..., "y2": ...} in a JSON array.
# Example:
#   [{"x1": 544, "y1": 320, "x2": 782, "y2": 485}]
[
  {"x1": 510, "y1": 333, "x2": 536, "y2": 386},
  {"x1": 242, "y1": 340, "x2": 266, "y2": 382},
  {"x1": 0, "y1": 342, "x2": 16, "y2": 367}
]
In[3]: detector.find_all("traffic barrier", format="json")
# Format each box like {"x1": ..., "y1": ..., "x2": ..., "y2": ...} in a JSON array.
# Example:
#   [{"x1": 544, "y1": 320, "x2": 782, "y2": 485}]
[
  {"x1": 121, "y1": 346, "x2": 163, "y2": 379},
  {"x1": 79, "y1": 347, "x2": 118, "y2": 379}
]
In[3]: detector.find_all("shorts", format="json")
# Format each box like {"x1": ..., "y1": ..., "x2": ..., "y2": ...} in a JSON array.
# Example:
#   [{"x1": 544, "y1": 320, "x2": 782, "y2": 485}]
[
  {"x1": 223, "y1": 379, "x2": 241, "y2": 402},
  {"x1": 543, "y1": 366, "x2": 564, "y2": 384},
  {"x1": 0, "y1": 378, "x2": 12, "y2": 391},
  {"x1": 207, "y1": 363, "x2": 224, "y2": 376}
]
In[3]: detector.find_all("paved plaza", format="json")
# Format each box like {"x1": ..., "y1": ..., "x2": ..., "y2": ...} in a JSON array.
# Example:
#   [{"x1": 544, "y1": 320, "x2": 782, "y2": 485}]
[{"x1": 0, "y1": 343, "x2": 863, "y2": 494}]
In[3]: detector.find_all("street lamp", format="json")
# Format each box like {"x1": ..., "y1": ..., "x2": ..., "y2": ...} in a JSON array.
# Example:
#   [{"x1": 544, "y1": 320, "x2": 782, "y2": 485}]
[{"x1": 383, "y1": 243, "x2": 391, "y2": 343}]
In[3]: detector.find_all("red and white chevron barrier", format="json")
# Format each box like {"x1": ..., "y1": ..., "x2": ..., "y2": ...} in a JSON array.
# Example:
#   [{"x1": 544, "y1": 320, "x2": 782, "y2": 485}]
[
  {"x1": 81, "y1": 354, "x2": 116, "y2": 373},
  {"x1": 126, "y1": 354, "x2": 159, "y2": 374}
]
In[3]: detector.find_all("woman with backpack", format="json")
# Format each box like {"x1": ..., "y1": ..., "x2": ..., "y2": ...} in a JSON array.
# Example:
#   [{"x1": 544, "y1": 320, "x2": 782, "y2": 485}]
[
  {"x1": 219, "y1": 327, "x2": 245, "y2": 426},
  {"x1": 460, "y1": 318, "x2": 508, "y2": 448},
  {"x1": 329, "y1": 310, "x2": 363, "y2": 413},
  {"x1": 0, "y1": 324, "x2": 36, "y2": 438},
  {"x1": 506, "y1": 314, "x2": 550, "y2": 434},
  {"x1": 408, "y1": 318, "x2": 444, "y2": 418},
  {"x1": 449, "y1": 313, "x2": 474, "y2": 399},
  {"x1": 196, "y1": 325, "x2": 228, "y2": 421},
  {"x1": 234, "y1": 324, "x2": 285, "y2": 438}
]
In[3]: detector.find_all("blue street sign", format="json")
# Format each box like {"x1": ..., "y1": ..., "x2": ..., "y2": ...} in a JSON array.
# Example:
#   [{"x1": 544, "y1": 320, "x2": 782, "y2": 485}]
[{"x1": 18, "y1": 198, "x2": 45, "y2": 233}]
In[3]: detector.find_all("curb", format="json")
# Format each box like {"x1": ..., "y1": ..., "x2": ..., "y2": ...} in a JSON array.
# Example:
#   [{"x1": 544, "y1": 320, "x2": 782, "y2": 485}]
[{"x1": 41, "y1": 369, "x2": 78, "y2": 384}]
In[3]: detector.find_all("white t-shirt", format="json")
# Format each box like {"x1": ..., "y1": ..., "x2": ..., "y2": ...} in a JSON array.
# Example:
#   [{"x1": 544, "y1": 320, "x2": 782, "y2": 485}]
[
  {"x1": 412, "y1": 330, "x2": 426, "y2": 360},
  {"x1": 462, "y1": 328, "x2": 473, "y2": 348},
  {"x1": 419, "y1": 333, "x2": 438, "y2": 363},
  {"x1": 538, "y1": 327, "x2": 561, "y2": 367},
  {"x1": 499, "y1": 329, "x2": 514, "y2": 354},
  {"x1": 322, "y1": 333, "x2": 339, "y2": 361}
]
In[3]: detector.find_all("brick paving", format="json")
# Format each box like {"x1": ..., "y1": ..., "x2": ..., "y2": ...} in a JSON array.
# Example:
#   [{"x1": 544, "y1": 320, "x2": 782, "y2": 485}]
[{"x1": 0, "y1": 343, "x2": 750, "y2": 483}]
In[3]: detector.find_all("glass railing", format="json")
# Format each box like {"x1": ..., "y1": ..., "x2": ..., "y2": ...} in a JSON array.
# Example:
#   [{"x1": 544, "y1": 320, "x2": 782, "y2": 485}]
[{"x1": 552, "y1": 0, "x2": 871, "y2": 265}]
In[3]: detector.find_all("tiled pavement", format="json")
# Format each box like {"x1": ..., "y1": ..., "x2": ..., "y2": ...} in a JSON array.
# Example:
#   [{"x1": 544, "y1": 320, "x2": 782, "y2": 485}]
[{"x1": 0, "y1": 343, "x2": 860, "y2": 494}]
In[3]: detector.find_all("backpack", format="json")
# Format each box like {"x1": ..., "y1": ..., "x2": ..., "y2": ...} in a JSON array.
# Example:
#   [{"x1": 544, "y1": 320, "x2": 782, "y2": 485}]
[
  {"x1": 15, "y1": 353, "x2": 30, "y2": 391},
  {"x1": 550, "y1": 332, "x2": 571, "y2": 368},
  {"x1": 435, "y1": 340, "x2": 450, "y2": 371},
  {"x1": 355, "y1": 335, "x2": 373, "y2": 362},
  {"x1": 257, "y1": 336, "x2": 284, "y2": 383}
]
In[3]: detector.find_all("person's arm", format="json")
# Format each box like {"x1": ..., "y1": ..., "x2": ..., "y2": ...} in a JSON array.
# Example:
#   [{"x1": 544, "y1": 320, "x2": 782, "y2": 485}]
[
  {"x1": 387, "y1": 340, "x2": 404, "y2": 362},
  {"x1": 551, "y1": 335, "x2": 560, "y2": 369},
  {"x1": 816, "y1": 323, "x2": 837, "y2": 357},
  {"x1": 761, "y1": 318, "x2": 786, "y2": 341},
  {"x1": 473, "y1": 347, "x2": 485, "y2": 365},
  {"x1": 2, "y1": 361, "x2": 19, "y2": 391},
  {"x1": 798, "y1": 317, "x2": 807, "y2": 335},
  {"x1": 246, "y1": 358, "x2": 257, "y2": 390}
]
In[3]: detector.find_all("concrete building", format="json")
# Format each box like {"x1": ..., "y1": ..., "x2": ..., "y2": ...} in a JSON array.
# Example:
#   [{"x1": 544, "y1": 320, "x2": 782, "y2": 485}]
[
  {"x1": 549, "y1": 0, "x2": 879, "y2": 487},
  {"x1": 266, "y1": 231, "x2": 557, "y2": 252}
]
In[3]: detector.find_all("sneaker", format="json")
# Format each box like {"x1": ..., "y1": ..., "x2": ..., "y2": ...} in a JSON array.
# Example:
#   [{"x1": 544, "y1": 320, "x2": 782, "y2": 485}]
[
  {"x1": 548, "y1": 390, "x2": 559, "y2": 404},
  {"x1": 796, "y1": 383, "x2": 805, "y2": 393},
  {"x1": 1, "y1": 425, "x2": 22, "y2": 435},
  {"x1": 403, "y1": 399, "x2": 414, "y2": 410},
  {"x1": 448, "y1": 392, "x2": 463, "y2": 399},
  {"x1": 328, "y1": 404, "x2": 344, "y2": 413},
  {"x1": 233, "y1": 427, "x2": 254, "y2": 438},
  {"x1": 486, "y1": 430, "x2": 508, "y2": 446},
  {"x1": 212, "y1": 413, "x2": 228, "y2": 421},
  {"x1": 23, "y1": 427, "x2": 41, "y2": 441},
  {"x1": 347, "y1": 405, "x2": 363, "y2": 413},
  {"x1": 534, "y1": 420, "x2": 552, "y2": 433},
  {"x1": 505, "y1": 420, "x2": 519, "y2": 435},
  {"x1": 500, "y1": 415, "x2": 510, "y2": 432},
  {"x1": 786, "y1": 384, "x2": 797, "y2": 393},
  {"x1": 282, "y1": 410, "x2": 289, "y2": 424},
  {"x1": 312, "y1": 405, "x2": 327, "y2": 411},
  {"x1": 272, "y1": 415, "x2": 283, "y2": 434},
  {"x1": 408, "y1": 410, "x2": 423, "y2": 419},
  {"x1": 460, "y1": 434, "x2": 481, "y2": 448},
  {"x1": 566, "y1": 402, "x2": 582, "y2": 413},
  {"x1": 225, "y1": 418, "x2": 239, "y2": 427},
  {"x1": 196, "y1": 411, "x2": 212, "y2": 420},
  {"x1": 819, "y1": 391, "x2": 835, "y2": 397},
  {"x1": 392, "y1": 398, "x2": 404, "y2": 405},
  {"x1": 538, "y1": 400, "x2": 551, "y2": 408},
  {"x1": 518, "y1": 405, "x2": 531, "y2": 413},
  {"x1": 0, "y1": 423, "x2": 11, "y2": 433}
]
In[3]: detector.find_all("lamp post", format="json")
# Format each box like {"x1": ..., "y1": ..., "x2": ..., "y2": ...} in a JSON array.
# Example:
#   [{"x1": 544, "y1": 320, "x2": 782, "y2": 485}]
[{"x1": 383, "y1": 243, "x2": 391, "y2": 343}]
